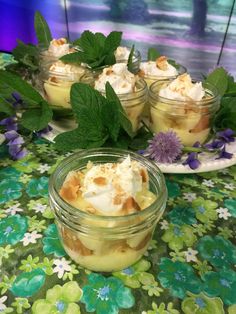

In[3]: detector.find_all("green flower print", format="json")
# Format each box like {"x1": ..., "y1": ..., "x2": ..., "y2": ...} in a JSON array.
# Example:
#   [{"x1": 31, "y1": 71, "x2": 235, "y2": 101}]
[
  {"x1": 192, "y1": 197, "x2": 218, "y2": 223},
  {"x1": 146, "y1": 301, "x2": 180, "y2": 314},
  {"x1": 197, "y1": 235, "x2": 236, "y2": 269},
  {"x1": 162, "y1": 224, "x2": 197, "y2": 251},
  {"x1": 12, "y1": 297, "x2": 31, "y2": 314},
  {"x1": 168, "y1": 206, "x2": 197, "y2": 225},
  {"x1": 181, "y1": 292, "x2": 224, "y2": 314},
  {"x1": 113, "y1": 259, "x2": 153, "y2": 288},
  {"x1": 0, "y1": 245, "x2": 14, "y2": 266},
  {"x1": 12, "y1": 154, "x2": 40, "y2": 173},
  {"x1": 224, "y1": 199, "x2": 236, "y2": 217},
  {"x1": 0, "y1": 167, "x2": 21, "y2": 180},
  {"x1": 32, "y1": 281, "x2": 82, "y2": 314},
  {"x1": 0, "y1": 215, "x2": 28, "y2": 245},
  {"x1": 26, "y1": 177, "x2": 48, "y2": 198},
  {"x1": 19, "y1": 255, "x2": 39, "y2": 272},
  {"x1": 166, "y1": 180, "x2": 181, "y2": 198},
  {"x1": 203, "y1": 270, "x2": 236, "y2": 305},
  {"x1": 158, "y1": 258, "x2": 202, "y2": 299},
  {"x1": 81, "y1": 273, "x2": 135, "y2": 314},
  {"x1": 42, "y1": 224, "x2": 66, "y2": 257},
  {"x1": 0, "y1": 180, "x2": 23, "y2": 204}
]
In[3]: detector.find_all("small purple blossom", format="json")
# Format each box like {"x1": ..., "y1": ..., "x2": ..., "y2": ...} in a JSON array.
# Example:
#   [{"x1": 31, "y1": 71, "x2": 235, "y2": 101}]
[
  {"x1": 146, "y1": 130, "x2": 183, "y2": 163},
  {"x1": 0, "y1": 116, "x2": 18, "y2": 131},
  {"x1": 3, "y1": 130, "x2": 28, "y2": 160},
  {"x1": 8, "y1": 145, "x2": 28, "y2": 160},
  {"x1": 216, "y1": 129, "x2": 235, "y2": 143},
  {"x1": 204, "y1": 139, "x2": 225, "y2": 150},
  {"x1": 34, "y1": 125, "x2": 52, "y2": 138},
  {"x1": 217, "y1": 145, "x2": 233, "y2": 160},
  {"x1": 11, "y1": 92, "x2": 24, "y2": 109},
  {"x1": 183, "y1": 152, "x2": 201, "y2": 170}
]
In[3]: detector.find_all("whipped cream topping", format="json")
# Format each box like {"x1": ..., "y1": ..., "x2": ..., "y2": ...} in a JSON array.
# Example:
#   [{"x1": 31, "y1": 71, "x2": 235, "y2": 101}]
[
  {"x1": 115, "y1": 46, "x2": 130, "y2": 61},
  {"x1": 159, "y1": 73, "x2": 205, "y2": 101},
  {"x1": 81, "y1": 156, "x2": 148, "y2": 214},
  {"x1": 48, "y1": 38, "x2": 70, "y2": 57},
  {"x1": 49, "y1": 60, "x2": 86, "y2": 78},
  {"x1": 95, "y1": 63, "x2": 137, "y2": 94},
  {"x1": 140, "y1": 56, "x2": 178, "y2": 77}
]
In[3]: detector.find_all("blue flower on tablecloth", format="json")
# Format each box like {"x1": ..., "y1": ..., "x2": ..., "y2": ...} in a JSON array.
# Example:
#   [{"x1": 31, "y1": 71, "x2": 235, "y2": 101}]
[
  {"x1": 191, "y1": 197, "x2": 218, "y2": 223},
  {"x1": 12, "y1": 154, "x2": 40, "y2": 173},
  {"x1": 197, "y1": 235, "x2": 236, "y2": 269},
  {"x1": 26, "y1": 177, "x2": 48, "y2": 198},
  {"x1": 0, "y1": 179, "x2": 23, "y2": 204},
  {"x1": 181, "y1": 292, "x2": 224, "y2": 314},
  {"x1": 166, "y1": 180, "x2": 181, "y2": 198},
  {"x1": 202, "y1": 270, "x2": 236, "y2": 305},
  {"x1": 42, "y1": 224, "x2": 66, "y2": 257},
  {"x1": 0, "y1": 215, "x2": 28, "y2": 245},
  {"x1": 81, "y1": 273, "x2": 135, "y2": 314},
  {"x1": 157, "y1": 258, "x2": 202, "y2": 299},
  {"x1": 168, "y1": 206, "x2": 197, "y2": 225},
  {"x1": 224, "y1": 199, "x2": 236, "y2": 217},
  {"x1": 0, "y1": 167, "x2": 21, "y2": 180}
]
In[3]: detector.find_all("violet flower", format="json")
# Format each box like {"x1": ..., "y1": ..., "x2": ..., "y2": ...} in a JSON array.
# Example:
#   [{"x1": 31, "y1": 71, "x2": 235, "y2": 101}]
[
  {"x1": 216, "y1": 128, "x2": 235, "y2": 143},
  {"x1": 182, "y1": 152, "x2": 201, "y2": 170},
  {"x1": 4, "y1": 130, "x2": 28, "y2": 160},
  {"x1": 35, "y1": 125, "x2": 52, "y2": 138},
  {"x1": 217, "y1": 145, "x2": 233, "y2": 159},
  {"x1": 12, "y1": 92, "x2": 24, "y2": 110},
  {"x1": 146, "y1": 130, "x2": 183, "y2": 163},
  {"x1": 8, "y1": 145, "x2": 28, "y2": 160},
  {"x1": 0, "y1": 117, "x2": 18, "y2": 131},
  {"x1": 204, "y1": 139, "x2": 224, "y2": 150}
]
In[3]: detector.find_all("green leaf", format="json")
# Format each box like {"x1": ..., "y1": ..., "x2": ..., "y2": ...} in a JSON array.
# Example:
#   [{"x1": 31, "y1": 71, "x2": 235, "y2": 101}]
[
  {"x1": 34, "y1": 11, "x2": 52, "y2": 47},
  {"x1": 103, "y1": 31, "x2": 122, "y2": 54},
  {"x1": 127, "y1": 44, "x2": 135, "y2": 73},
  {"x1": 129, "y1": 126, "x2": 153, "y2": 150},
  {"x1": 20, "y1": 100, "x2": 53, "y2": 131},
  {"x1": 205, "y1": 67, "x2": 228, "y2": 96},
  {"x1": 60, "y1": 52, "x2": 81, "y2": 65},
  {"x1": 168, "y1": 59, "x2": 180, "y2": 70},
  {"x1": 225, "y1": 75, "x2": 236, "y2": 97},
  {"x1": 148, "y1": 47, "x2": 161, "y2": 61},
  {"x1": 101, "y1": 100, "x2": 120, "y2": 142},
  {"x1": 0, "y1": 95, "x2": 15, "y2": 115},
  {"x1": 105, "y1": 82, "x2": 134, "y2": 138},
  {"x1": 0, "y1": 70, "x2": 43, "y2": 106},
  {"x1": 11, "y1": 268, "x2": 45, "y2": 297},
  {"x1": 12, "y1": 40, "x2": 39, "y2": 70},
  {"x1": 214, "y1": 97, "x2": 236, "y2": 131}
]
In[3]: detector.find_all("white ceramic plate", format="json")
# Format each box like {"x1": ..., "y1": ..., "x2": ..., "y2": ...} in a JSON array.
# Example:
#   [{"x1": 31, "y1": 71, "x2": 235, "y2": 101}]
[{"x1": 45, "y1": 120, "x2": 236, "y2": 174}]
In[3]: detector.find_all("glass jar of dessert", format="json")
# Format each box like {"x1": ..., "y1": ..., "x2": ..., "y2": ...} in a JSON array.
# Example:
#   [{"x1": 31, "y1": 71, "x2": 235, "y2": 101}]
[
  {"x1": 149, "y1": 74, "x2": 220, "y2": 146},
  {"x1": 115, "y1": 46, "x2": 141, "y2": 74},
  {"x1": 94, "y1": 63, "x2": 148, "y2": 132},
  {"x1": 41, "y1": 61, "x2": 93, "y2": 110},
  {"x1": 139, "y1": 56, "x2": 186, "y2": 87},
  {"x1": 49, "y1": 148, "x2": 167, "y2": 272}
]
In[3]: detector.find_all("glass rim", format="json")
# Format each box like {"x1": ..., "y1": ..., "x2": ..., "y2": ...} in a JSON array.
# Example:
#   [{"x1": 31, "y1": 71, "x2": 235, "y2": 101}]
[
  {"x1": 49, "y1": 147, "x2": 167, "y2": 223},
  {"x1": 149, "y1": 79, "x2": 220, "y2": 106}
]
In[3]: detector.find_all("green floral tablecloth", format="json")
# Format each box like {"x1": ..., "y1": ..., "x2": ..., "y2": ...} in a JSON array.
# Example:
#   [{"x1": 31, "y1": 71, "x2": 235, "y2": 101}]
[{"x1": 0, "y1": 138, "x2": 236, "y2": 314}]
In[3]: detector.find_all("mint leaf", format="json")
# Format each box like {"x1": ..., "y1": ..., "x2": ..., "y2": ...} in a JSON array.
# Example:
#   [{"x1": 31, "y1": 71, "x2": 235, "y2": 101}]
[
  {"x1": 105, "y1": 82, "x2": 134, "y2": 138},
  {"x1": 61, "y1": 30, "x2": 122, "y2": 69},
  {"x1": 205, "y1": 67, "x2": 228, "y2": 97},
  {"x1": 0, "y1": 95, "x2": 15, "y2": 115},
  {"x1": 168, "y1": 59, "x2": 180, "y2": 70},
  {"x1": 127, "y1": 44, "x2": 135, "y2": 73},
  {"x1": 101, "y1": 100, "x2": 120, "y2": 142},
  {"x1": 55, "y1": 129, "x2": 108, "y2": 151},
  {"x1": 20, "y1": 100, "x2": 53, "y2": 131},
  {"x1": 214, "y1": 97, "x2": 236, "y2": 131},
  {"x1": 34, "y1": 11, "x2": 52, "y2": 47},
  {"x1": 12, "y1": 40, "x2": 39, "y2": 70},
  {"x1": 225, "y1": 75, "x2": 236, "y2": 97},
  {"x1": 148, "y1": 47, "x2": 161, "y2": 61},
  {"x1": 129, "y1": 127, "x2": 153, "y2": 150}
]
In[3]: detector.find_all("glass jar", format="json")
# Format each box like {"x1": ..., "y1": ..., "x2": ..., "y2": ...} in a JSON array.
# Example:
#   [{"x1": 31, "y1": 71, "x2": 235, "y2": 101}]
[
  {"x1": 41, "y1": 64, "x2": 94, "y2": 110},
  {"x1": 49, "y1": 148, "x2": 167, "y2": 272},
  {"x1": 149, "y1": 80, "x2": 220, "y2": 146}
]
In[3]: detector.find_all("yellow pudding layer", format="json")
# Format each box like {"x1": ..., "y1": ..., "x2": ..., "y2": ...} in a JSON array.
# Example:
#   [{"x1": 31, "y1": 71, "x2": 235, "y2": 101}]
[{"x1": 44, "y1": 80, "x2": 72, "y2": 108}]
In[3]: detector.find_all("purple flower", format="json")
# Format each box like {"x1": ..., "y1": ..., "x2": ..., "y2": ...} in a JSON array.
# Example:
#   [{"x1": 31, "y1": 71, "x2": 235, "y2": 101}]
[
  {"x1": 34, "y1": 125, "x2": 52, "y2": 138},
  {"x1": 146, "y1": 130, "x2": 183, "y2": 163},
  {"x1": 0, "y1": 117, "x2": 18, "y2": 131},
  {"x1": 183, "y1": 152, "x2": 201, "y2": 170},
  {"x1": 204, "y1": 139, "x2": 225, "y2": 150},
  {"x1": 217, "y1": 145, "x2": 233, "y2": 160},
  {"x1": 217, "y1": 129, "x2": 235, "y2": 143},
  {"x1": 8, "y1": 145, "x2": 28, "y2": 160},
  {"x1": 4, "y1": 130, "x2": 28, "y2": 160},
  {"x1": 12, "y1": 92, "x2": 24, "y2": 109}
]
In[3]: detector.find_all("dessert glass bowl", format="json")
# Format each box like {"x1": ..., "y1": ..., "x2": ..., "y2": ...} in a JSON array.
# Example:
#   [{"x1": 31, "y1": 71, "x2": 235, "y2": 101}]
[
  {"x1": 149, "y1": 79, "x2": 220, "y2": 146},
  {"x1": 49, "y1": 148, "x2": 167, "y2": 272}
]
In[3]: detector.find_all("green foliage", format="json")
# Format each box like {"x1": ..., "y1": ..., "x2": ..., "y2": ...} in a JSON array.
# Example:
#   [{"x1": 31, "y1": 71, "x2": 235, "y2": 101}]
[{"x1": 34, "y1": 11, "x2": 52, "y2": 47}]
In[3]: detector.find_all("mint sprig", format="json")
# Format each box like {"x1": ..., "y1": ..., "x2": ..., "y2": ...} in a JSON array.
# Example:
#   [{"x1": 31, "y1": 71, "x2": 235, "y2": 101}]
[
  {"x1": 34, "y1": 11, "x2": 52, "y2": 48},
  {"x1": 54, "y1": 82, "x2": 136, "y2": 151},
  {"x1": 147, "y1": 47, "x2": 180, "y2": 69},
  {"x1": 205, "y1": 67, "x2": 228, "y2": 96},
  {"x1": 60, "y1": 30, "x2": 122, "y2": 69},
  {"x1": 0, "y1": 70, "x2": 52, "y2": 131}
]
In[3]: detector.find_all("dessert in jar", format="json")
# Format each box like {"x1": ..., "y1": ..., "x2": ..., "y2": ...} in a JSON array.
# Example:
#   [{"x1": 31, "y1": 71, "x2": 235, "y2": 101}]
[
  {"x1": 49, "y1": 148, "x2": 167, "y2": 272},
  {"x1": 139, "y1": 56, "x2": 186, "y2": 87},
  {"x1": 94, "y1": 63, "x2": 148, "y2": 132},
  {"x1": 149, "y1": 73, "x2": 220, "y2": 146},
  {"x1": 115, "y1": 46, "x2": 141, "y2": 73},
  {"x1": 43, "y1": 60, "x2": 90, "y2": 109}
]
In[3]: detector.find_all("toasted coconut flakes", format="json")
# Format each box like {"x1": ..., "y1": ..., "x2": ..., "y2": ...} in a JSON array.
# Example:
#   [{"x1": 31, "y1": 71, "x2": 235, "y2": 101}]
[
  {"x1": 156, "y1": 56, "x2": 168, "y2": 70},
  {"x1": 93, "y1": 176, "x2": 107, "y2": 185}
]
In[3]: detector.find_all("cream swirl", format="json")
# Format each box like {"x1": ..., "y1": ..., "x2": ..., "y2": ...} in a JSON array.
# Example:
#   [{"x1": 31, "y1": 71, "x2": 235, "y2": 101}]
[
  {"x1": 115, "y1": 46, "x2": 130, "y2": 61},
  {"x1": 48, "y1": 38, "x2": 70, "y2": 57},
  {"x1": 140, "y1": 56, "x2": 178, "y2": 77}
]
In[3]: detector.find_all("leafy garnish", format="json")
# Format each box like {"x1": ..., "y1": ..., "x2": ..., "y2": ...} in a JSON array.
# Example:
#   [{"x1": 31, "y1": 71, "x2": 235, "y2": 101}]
[
  {"x1": 147, "y1": 47, "x2": 179, "y2": 69},
  {"x1": 205, "y1": 67, "x2": 228, "y2": 96},
  {"x1": 12, "y1": 41, "x2": 39, "y2": 70},
  {"x1": 34, "y1": 11, "x2": 52, "y2": 48},
  {"x1": 214, "y1": 97, "x2": 236, "y2": 131},
  {"x1": 127, "y1": 44, "x2": 135, "y2": 73},
  {"x1": 54, "y1": 82, "x2": 135, "y2": 151},
  {"x1": 60, "y1": 30, "x2": 122, "y2": 69},
  {"x1": 0, "y1": 70, "x2": 52, "y2": 131}
]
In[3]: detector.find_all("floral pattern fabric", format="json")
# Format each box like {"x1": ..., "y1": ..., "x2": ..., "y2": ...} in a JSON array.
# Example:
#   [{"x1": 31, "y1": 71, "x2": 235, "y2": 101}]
[{"x1": 0, "y1": 139, "x2": 235, "y2": 314}]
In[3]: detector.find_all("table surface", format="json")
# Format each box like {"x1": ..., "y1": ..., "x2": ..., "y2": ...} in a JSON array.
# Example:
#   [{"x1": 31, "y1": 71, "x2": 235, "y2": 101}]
[{"x1": 0, "y1": 53, "x2": 236, "y2": 314}]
